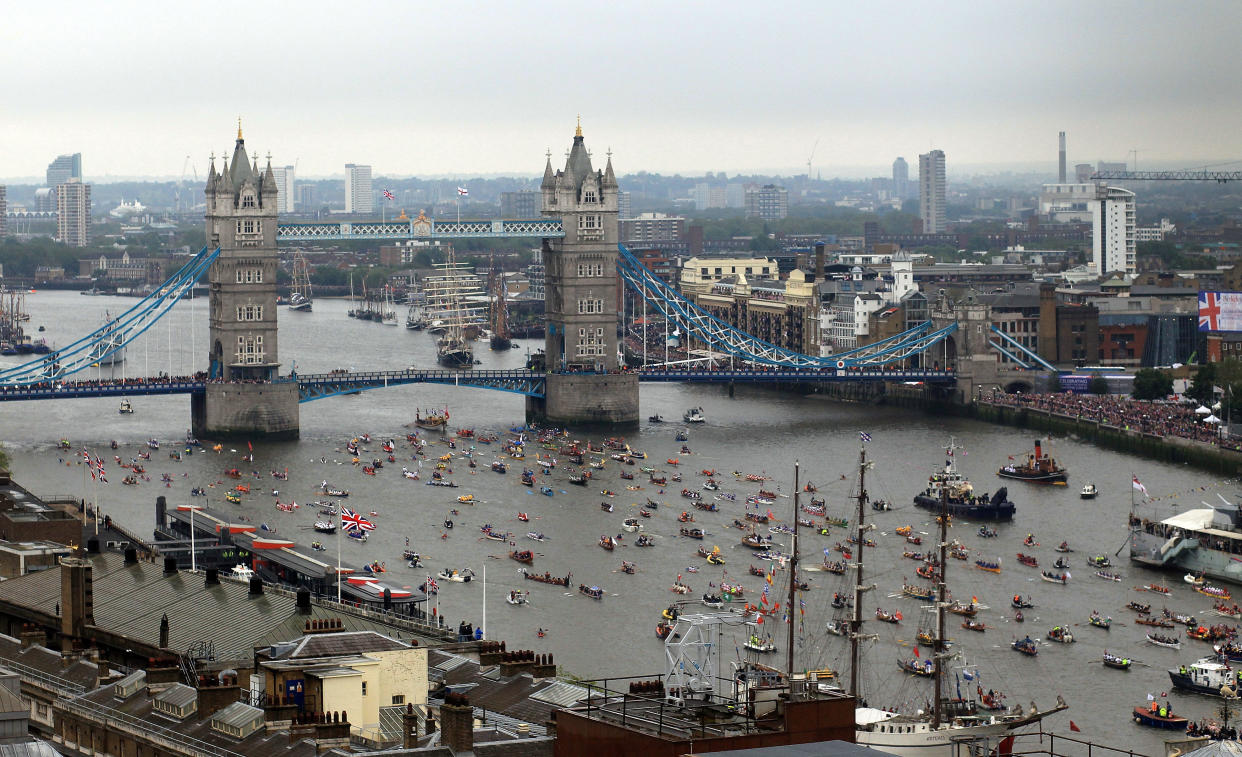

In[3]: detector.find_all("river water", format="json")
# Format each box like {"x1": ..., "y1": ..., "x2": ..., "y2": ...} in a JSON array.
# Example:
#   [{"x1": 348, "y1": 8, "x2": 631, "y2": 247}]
[{"x1": 2, "y1": 290, "x2": 1234, "y2": 753}]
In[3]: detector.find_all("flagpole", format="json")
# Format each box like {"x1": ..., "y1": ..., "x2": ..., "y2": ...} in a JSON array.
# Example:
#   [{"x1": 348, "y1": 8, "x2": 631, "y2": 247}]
[
  {"x1": 482, "y1": 563, "x2": 487, "y2": 641},
  {"x1": 337, "y1": 505, "x2": 343, "y2": 603}
]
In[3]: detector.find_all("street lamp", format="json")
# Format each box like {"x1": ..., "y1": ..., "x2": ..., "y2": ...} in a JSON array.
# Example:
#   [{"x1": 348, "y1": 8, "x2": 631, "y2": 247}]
[{"x1": 177, "y1": 505, "x2": 203, "y2": 573}]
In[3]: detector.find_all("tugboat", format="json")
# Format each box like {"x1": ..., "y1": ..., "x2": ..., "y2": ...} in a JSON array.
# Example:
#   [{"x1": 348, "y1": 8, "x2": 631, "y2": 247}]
[
  {"x1": 913, "y1": 438, "x2": 1016, "y2": 521},
  {"x1": 1169, "y1": 657, "x2": 1242, "y2": 697},
  {"x1": 997, "y1": 439, "x2": 1068, "y2": 485}
]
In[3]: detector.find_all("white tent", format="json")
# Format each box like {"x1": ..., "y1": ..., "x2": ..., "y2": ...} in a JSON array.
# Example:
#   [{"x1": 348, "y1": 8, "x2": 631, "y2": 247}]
[
  {"x1": 1213, "y1": 402, "x2": 1223, "y2": 411},
  {"x1": 1204, "y1": 414, "x2": 1222, "y2": 424},
  {"x1": 1195, "y1": 405, "x2": 1212, "y2": 415}
]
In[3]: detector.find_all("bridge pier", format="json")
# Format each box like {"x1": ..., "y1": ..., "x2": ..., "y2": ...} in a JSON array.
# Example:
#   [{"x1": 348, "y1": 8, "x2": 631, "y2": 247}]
[
  {"x1": 191, "y1": 383, "x2": 300, "y2": 441},
  {"x1": 527, "y1": 373, "x2": 639, "y2": 426}
]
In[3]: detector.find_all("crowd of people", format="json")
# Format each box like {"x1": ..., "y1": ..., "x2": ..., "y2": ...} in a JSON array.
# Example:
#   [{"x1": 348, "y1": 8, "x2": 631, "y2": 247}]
[
  {"x1": 0, "y1": 371, "x2": 218, "y2": 394},
  {"x1": 985, "y1": 390, "x2": 1242, "y2": 452}
]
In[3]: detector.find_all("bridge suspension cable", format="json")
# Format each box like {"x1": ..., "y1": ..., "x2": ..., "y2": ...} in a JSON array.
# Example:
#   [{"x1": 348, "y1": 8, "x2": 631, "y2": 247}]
[
  {"x1": 0, "y1": 246, "x2": 221, "y2": 385},
  {"x1": 616, "y1": 244, "x2": 956, "y2": 368}
]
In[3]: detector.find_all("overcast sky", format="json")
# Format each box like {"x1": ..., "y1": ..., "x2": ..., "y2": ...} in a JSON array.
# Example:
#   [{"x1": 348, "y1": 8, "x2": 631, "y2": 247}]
[{"x1": 3, "y1": 0, "x2": 1239, "y2": 182}]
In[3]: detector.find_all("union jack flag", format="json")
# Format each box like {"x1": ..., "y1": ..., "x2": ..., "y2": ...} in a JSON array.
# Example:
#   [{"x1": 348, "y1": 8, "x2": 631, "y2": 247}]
[
  {"x1": 1200, "y1": 291, "x2": 1223, "y2": 331},
  {"x1": 341, "y1": 508, "x2": 376, "y2": 532},
  {"x1": 382, "y1": 189, "x2": 395, "y2": 201},
  {"x1": 859, "y1": 431, "x2": 871, "y2": 442}
]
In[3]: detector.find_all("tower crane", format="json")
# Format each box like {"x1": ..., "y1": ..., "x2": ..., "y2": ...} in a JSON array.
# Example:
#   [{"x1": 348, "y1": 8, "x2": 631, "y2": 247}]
[
  {"x1": 1092, "y1": 169, "x2": 1242, "y2": 183},
  {"x1": 806, "y1": 138, "x2": 819, "y2": 182}
]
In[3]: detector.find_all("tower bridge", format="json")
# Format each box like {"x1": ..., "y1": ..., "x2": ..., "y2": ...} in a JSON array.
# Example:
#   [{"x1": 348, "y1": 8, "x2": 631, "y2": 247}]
[{"x1": 0, "y1": 122, "x2": 983, "y2": 437}]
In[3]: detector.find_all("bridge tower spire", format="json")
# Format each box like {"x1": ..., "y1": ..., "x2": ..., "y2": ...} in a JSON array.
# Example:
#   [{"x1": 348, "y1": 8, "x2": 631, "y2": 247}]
[
  {"x1": 527, "y1": 122, "x2": 639, "y2": 424},
  {"x1": 192, "y1": 125, "x2": 299, "y2": 439}
]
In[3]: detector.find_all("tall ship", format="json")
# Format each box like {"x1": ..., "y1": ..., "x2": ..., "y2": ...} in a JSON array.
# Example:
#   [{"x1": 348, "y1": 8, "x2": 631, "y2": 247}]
[
  {"x1": 913, "y1": 438, "x2": 1015, "y2": 521},
  {"x1": 423, "y1": 247, "x2": 482, "y2": 368},
  {"x1": 0, "y1": 289, "x2": 29, "y2": 355},
  {"x1": 851, "y1": 443, "x2": 1067, "y2": 754},
  {"x1": 488, "y1": 269, "x2": 512, "y2": 350},
  {"x1": 1130, "y1": 498, "x2": 1242, "y2": 586},
  {"x1": 88, "y1": 313, "x2": 126, "y2": 367},
  {"x1": 288, "y1": 253, "x2": 313, "y2": 312},
  {"x1": 997, "y1": 438, "x2": 1067, "y2": 484}
]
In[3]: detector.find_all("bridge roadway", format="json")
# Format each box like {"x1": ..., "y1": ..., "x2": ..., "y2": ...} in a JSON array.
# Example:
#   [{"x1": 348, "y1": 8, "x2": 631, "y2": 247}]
[{"x1": 0, "y1": 367, "x2": 956, "y2": 404}]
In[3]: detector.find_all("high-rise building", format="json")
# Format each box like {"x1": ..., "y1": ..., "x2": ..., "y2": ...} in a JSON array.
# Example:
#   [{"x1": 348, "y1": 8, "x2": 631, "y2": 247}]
[
  {"x1": 298, "y1": 184, "x2": 315, "y2": 211},
  {"x1": 918, "y1": 150, "x2": 946, "y2": 233},
  {"x1": 1075, "y1": 163, "x2": 1094, "y2": 183},
  {"x1": 744, "y1": 184, "x2": 788, "y2": 220},
  {"x1": 56, "y1": 179, "x2": 91, "y2": 247},
  {"x1": 617, "y1": 191, "x2": 632, "y2": 220},
  {"x1": 725, "y1": 183, "x2": 745, "y2": 209},
  {"x1": 34, "y1": 188, "x2": 55, "y2": 212},
  {"x1": 46, "y1": 153, "x2": 82, "y2": 189},
  {"x1": 1090, "y1": 185, "x2": 1136, "y2": 276},
  {"x1": 344, "y1": 164, "x2": 373, "y2": 214},
  {"x1": 272, "y1": 166, "x2": 296, "y2": 213},
  {"x1": 500, "y1": 190, "x2": 539, "y2": 218},
  {"x1": 620, "y1": 212, "x2": 686, "y2": 243},
  {"x1": 0, "y1": 185, "x2": 6, "y2": 239},
  {"x1": 1058, "y1": 132, "x2": 1067, "y2": 183},
  {"x1": 892, "y1": 157, "x2": 909, "y2": 200}
]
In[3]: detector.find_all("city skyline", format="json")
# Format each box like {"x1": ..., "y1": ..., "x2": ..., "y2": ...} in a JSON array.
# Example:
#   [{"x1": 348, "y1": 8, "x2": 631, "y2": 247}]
[{"x1": 2, "y1": 0, "x2": 1239, "y2": 181}]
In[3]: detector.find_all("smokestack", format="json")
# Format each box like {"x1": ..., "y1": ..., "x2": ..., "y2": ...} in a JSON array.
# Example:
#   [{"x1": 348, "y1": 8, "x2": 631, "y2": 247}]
[
  {"x1": 1058, "y1": 131, "x2": 1067, "y2": 183},
  {"x1": 1034, "y1": 439, "x2": 1042, "y2": 461}
]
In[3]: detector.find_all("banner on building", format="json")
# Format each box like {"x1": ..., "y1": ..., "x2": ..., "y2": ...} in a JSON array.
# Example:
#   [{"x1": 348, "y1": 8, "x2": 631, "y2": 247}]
[{"x1": 1199, "y1": 292, "x2": 1242, "y2": 332}]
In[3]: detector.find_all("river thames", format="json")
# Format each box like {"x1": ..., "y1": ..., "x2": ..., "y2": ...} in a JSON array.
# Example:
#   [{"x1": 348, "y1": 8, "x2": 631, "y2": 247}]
[{"x1": 1, "y1": 290, "x2": 1232, "y2": 753}]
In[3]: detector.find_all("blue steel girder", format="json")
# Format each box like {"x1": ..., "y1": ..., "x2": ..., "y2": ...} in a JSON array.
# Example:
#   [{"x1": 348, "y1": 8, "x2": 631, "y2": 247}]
[
  {"x1": 294, "y1": 370, "x2": 546, "y2": 402},
  {"x1": 0, "y1": 381, "x2": 206, "y2": 402},
  {"x1": 0, "y1": 246, "x2": 221, "y2": 386},
  {"x1": 987, "y1": 340, "x2": 1030, "y2": 369},
  {"x1": 617, "y1": 243, "x2": 956, "y2": 368},
  {"x1": 636, "y1": 369, "x2": 956, "y2": 384},
  {"x1": 989, "y1": 326, "x2": 1057, "y2": 372},
  {"x1": 277, "y1": 219, "x2": 565, "y2": 242}
]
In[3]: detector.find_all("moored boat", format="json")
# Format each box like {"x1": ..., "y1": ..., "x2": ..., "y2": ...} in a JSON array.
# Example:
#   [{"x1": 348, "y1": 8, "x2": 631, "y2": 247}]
[{"x1": 997, "y1": 439, "x2": 1068, "y2": 484}]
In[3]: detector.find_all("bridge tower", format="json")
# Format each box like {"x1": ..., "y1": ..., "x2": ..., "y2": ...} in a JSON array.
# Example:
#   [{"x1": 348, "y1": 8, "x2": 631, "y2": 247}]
[
  {"x1": 190, "y1": 123, "x2": 299, "y2": 439},
  {"x1": 527, "y1": 121, "x2": 639, "y2": 424}
]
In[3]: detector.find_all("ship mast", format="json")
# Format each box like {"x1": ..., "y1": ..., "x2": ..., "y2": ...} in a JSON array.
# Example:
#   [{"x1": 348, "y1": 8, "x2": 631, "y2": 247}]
[
  {"x1": 932, "y1": 480, "x2": 950, "y2": 729},
  {"x1": 848, "y1": 443, "x2": 874, "y2": 699},
  {"x1": 786, "y1": 461, "x2": 799, "y2": 680}
]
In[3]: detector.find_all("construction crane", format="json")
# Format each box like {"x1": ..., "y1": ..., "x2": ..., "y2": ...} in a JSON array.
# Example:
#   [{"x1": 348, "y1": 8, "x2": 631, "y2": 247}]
[
  {"x1": 1092, "y1": 169, "x2": 1242, "y2": 183},
  {"x1": 806, "y1": 138, "x2": 819, "y2": 181},
  {"x1": 175, "y1": 156, "x2": 199, "y2": 214}
]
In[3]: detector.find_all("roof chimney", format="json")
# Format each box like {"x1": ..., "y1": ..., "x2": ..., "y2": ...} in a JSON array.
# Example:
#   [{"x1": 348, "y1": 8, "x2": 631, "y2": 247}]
[
  {"x1": 205, "y1": 568, "x2": 219, "y2": 586},
  {"x1": 249, "y1": 576, "x2": 264, "y2": 596},
  {"x1": 124, "y1": 547, "x2": 138, "y2": 566},
  {"x1": 296, "y1": 587, "x2": 311, "y2": 613},
  {"x1": 440, "y1": 693, "x2": 474, "y2": 754},
  {"x1": 163, "y1": 556, "x2": 178, "y2": 575},
  {"x1": 86, "y1": 536, "x2": 100, "y2": 554}
]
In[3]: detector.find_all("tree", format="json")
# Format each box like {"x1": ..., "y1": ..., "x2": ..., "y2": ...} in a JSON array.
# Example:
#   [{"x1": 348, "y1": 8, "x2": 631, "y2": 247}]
[
  {"x1": 1088, "y1": 375, "x2": 1110, "y2": 395},
  {"x1": 1132, "y1": 368, "x2": 1174, "y2": 401},
  {"x1": 1187, "y1": 363, "x2": 1217, "y2": 404}
]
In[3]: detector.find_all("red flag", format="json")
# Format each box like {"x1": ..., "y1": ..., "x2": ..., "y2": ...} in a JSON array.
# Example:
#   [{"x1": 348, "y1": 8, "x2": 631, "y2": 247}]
[
  {"x1": 248, "y1": 441, "x2": 253, "y2": 451},
  {"x1": 1069, "y1": 721, "x2": 1081, "y2": 732},
  {"x1": 913, "y1": 647, "x2": 919, "y2": 658}
]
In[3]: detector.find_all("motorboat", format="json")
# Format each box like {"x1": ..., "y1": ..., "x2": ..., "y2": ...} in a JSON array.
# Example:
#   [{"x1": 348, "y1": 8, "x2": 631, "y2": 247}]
[
  {"x1": 1080, "y1": 482, "x2": 1098, "y2": 499},
  {"x1": 683, "y1": 407, "x2": 705, "y2": 424},
  {"x1": 437, "y1": 568, "x2": 475, "y2": 583}
]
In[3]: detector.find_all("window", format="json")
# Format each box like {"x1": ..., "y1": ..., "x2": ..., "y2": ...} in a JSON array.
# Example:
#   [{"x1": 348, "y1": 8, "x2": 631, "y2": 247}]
[
  {"x1": 577, "y1": 298, "x2": 605, "y2": 314},
  {"x1": 578, "y1": 214, "x2": 600, "y2": 230},
  {"x1": 241, "y1": 194, "x2": 255, "y2": 208},
  {"x1": 235, "y1": 335, "x2": 265, "y2": 364},
  {"x1": 392, "y1": 695, "x2": 405, "y2": 705},
  {"x1": 234, "y1": 267, "x2": 264, "y2": 284},
  {"x1": 576, "y1": 327, "x2": 606, "y2": 357},
  {"x1": 235, "y1": 305, "x2": 264, "y2": 322},
  {"x1": 583, "y1": 189, "x2": 597, "y2": 204},
  {"x1": 362, "y1": 681, "x2": 368, "y2": 696}
]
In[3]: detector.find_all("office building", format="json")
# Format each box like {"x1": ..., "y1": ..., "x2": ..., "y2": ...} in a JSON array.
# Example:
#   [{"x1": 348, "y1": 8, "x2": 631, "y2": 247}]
[
  {"x1": 56, "y1": 179, "x2": 91, "y2": 247},
  {"x1": 692, "y1": 183, "x2": 726, "y2": 211},
  {"x1": 34, "y1": 187, "x2": 54, "y2": 212},
  {"x1": 500, "y1": 190, "x2": 539, "y2": 218},
  {"x1": 744, "y1": 184, "x2": 788, "y2": 220},
  {"x1": 620, "y1": 212, "x2": 685, "y2": 244},
  {"x1": 918, "y1": 149, "x2": 946, "y2": 233},
  {"x1": 617, "y1": 190, "x2": 632, "y2": 220},
  {"x1": 1039, "y1": 183, "x2": 1097, "y2": 223},
  {"x1": 892, "y1": 157, "x2": 909, "y2": 200},
  {"x1": 344, "y1": 163, "x2": 373, "y2": 214},
  {"x1": 1075, "y1": 163, "x2": 1094, "y2": 183},
  {"x1": 272, "y1": 166, "x2": 296, "y2": 213},
  {"x1": 725, "y1": 183, "x2": 745, "y2": 208},
  {"x1": 1090, "y1": 185, "x2": 1136, "y2": 276},
  {"x1": 0, "y1": 186, "x2": 5, "y2": 238},
  {"x1": 46, "y1": 153, "x2": 82, "y2": 189}
]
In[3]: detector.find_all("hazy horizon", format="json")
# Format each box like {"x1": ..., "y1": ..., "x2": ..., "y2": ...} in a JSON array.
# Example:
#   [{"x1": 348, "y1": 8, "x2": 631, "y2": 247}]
[{"x1": 4, "y1": 0, "x2": 1239, "y2": 181}]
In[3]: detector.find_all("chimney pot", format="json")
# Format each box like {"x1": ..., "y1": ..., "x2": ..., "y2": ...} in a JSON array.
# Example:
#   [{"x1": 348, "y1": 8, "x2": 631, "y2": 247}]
[
  {"x1": 249, "y1": 576, "x2": 263, "y2": 596},
  {"x1": 124, "y1": 547, "x2": 138, "y2": 565},
  {"x1": 205, "y1": 568, "x2": 219, "y2": 586},
  {"x1": 163, "y1": 556, "x2": 178, "y2": 574}
]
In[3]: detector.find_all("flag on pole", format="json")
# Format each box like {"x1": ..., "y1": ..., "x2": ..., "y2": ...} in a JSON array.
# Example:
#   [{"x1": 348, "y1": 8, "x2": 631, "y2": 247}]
[
  {"x1": 859, "y1": 431, "x2": 871, "y2": 442},
  {"x1": 456, "y1": 186, "x2": 469, "y2": 197},
  {"x1": 383, "y1": 189, "x2": 395, "y2": 201},
  {"x1": 1133, "y1": 476, "x2": 1148, "y2": 496},
  {"x1": 341, "y1": 508, "x2": 376, "y2": 532},
  {"x1": 1069, "y1": 721, "x2": 1081, "y2": 732}
]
